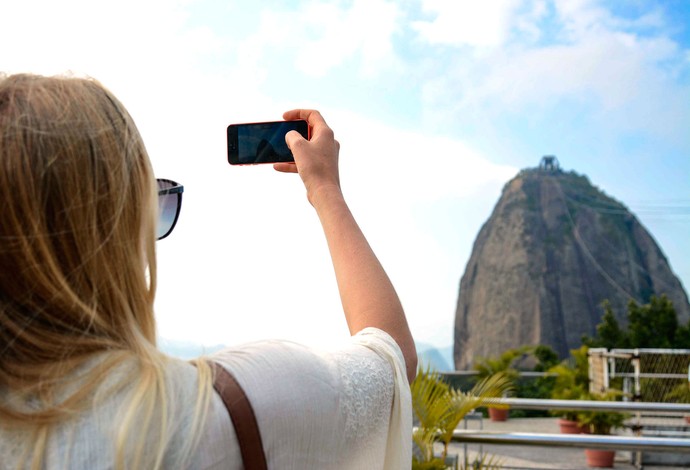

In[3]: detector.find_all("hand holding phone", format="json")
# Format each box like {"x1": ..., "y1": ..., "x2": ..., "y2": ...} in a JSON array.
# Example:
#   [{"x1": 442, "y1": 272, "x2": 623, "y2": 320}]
[
  {"x1": 227, "y1": 120, "x2": 309, "y2": 165},
  {"x1": 274, "y1": 109, "x2": 341, "y2": 206}
]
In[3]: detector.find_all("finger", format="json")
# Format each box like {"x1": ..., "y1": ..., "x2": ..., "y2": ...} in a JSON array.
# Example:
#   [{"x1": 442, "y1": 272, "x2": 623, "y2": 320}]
[
  {"x1": 273, "y1": 162, "x2": 298, "y2": 173},
  {"x1": 283, "y1": 109, "x2": 329, "y2": 132}
]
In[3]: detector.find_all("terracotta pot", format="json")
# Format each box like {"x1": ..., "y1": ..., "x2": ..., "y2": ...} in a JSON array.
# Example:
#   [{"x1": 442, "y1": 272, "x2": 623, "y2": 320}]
[
  {"x1": 684, "y1": 415, "x2": 690, "y2": 424},
  {"x1": 559, "y1": 418, "x2": 589, "y2": 434},
  {"x1": 488, "y1": 407, "x2": 509, "y2": 422},
  {"x1": 585, "y1": 449, "x2": 615, "y2": 468},
  {"x1": 558, "y1": 418, "x2": 581, "y2": 434}
]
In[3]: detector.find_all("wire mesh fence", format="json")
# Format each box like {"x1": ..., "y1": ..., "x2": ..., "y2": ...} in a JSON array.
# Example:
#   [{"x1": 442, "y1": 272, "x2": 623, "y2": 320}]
[{"x1": 589, "y1": 348, "x2": 690, "y2": 428}]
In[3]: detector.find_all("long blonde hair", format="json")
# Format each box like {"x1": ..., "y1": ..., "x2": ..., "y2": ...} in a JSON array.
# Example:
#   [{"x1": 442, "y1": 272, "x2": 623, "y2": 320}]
[{"x1": 0, "y1": 73, "x2": 213, "y2": 469}]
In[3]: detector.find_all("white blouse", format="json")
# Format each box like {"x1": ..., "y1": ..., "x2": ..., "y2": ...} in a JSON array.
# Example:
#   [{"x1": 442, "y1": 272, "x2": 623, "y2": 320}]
[
  {"x1": 0, "y1": 328, "x2": 412, "y2": 469},
  {"x1": 199, "y1": 327, "x2": 412, "y2": 469}
]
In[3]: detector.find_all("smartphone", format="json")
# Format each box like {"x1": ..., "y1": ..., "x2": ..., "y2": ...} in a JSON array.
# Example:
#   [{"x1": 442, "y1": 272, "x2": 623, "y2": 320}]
[{"x1": 227, "y1": 120, "x2": 309, "y2": 165}]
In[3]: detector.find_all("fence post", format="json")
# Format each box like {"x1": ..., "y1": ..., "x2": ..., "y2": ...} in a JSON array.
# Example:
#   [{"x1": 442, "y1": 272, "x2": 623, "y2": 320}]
[{"x1": 633, "y1": 349, "x2": 642, "y2": 468}]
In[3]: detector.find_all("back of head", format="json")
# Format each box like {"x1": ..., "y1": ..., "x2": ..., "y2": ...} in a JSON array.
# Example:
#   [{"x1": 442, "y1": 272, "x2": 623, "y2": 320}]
[
  {"x1": 0, "y1": 74, "x2": 215, "y2": 470},
  {"x1": 0, "y1": 74, "x2": 158, "y2": 405}
]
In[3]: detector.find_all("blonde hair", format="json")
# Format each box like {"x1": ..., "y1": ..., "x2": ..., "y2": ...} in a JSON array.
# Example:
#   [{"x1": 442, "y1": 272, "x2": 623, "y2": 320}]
[{"x1": 0, "y1": 74, "x2": 213, "y2": 469}]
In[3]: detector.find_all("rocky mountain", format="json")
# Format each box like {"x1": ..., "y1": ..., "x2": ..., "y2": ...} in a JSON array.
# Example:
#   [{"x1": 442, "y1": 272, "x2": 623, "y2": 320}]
[{"x1": 453, "y1": 161, "x2": 690, "y2": 370}]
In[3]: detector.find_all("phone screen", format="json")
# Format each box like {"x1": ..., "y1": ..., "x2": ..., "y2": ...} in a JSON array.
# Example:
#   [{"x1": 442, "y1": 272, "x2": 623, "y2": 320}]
[{"x1": 227, "y1": 120, "x2": 309, "y2": 165}]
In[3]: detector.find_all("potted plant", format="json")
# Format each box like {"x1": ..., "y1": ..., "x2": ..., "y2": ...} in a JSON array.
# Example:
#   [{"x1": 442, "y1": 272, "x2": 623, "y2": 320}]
[
  {"x1": 473, "y1": 346, "x2": 532, "y2": 421},
  {"x1": 411, "y1": 364, "x2": 511, "y2": 469},
  {"x1": 663, "y1": 382, "x2": 690, "y2": 423},
  {"x1": 577, "y1": 392, "x2": 628, "y2": 468},
  {"x1": 547, "y1": 346, "x2": 590, "y2": 433}
]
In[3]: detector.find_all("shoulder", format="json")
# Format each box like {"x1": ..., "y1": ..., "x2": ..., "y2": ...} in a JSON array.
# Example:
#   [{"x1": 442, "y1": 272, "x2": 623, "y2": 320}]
[
  {"x1": 208, "y1": 327, "x2": 405, "y2": 382},
  {"x1": 208, "y1": 329, "x2": 403, "y2": 413},
  {"x1": 209, "y1": 339, "x2": 344, "y2": 421},
  {"x1": 205, "y1": 329, "x2": 406, "y2": 468}
]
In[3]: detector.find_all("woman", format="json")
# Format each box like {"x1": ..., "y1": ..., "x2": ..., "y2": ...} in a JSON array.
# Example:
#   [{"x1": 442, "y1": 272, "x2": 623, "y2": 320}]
[{"x1": 0, "y1": 73, "x2": 416, "y2": 469}]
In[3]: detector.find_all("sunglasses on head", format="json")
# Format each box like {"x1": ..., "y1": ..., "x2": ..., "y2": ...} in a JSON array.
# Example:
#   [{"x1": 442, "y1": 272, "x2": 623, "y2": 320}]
[{"x1": 156, "y1": 178, "x2": 184, "y2": 240}]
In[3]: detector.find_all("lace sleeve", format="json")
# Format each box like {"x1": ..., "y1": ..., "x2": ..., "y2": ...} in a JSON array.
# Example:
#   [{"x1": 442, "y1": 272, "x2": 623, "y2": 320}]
[
  {"x1": 333, "y1": 327, "x2": 412, "y2": 468},
  {"x1": 332, "y1": 344, "x2": 395, "y2": 442}
]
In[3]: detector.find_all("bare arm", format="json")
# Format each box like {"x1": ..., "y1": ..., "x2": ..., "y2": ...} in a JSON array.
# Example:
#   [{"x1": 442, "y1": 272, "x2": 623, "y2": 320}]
[{"x1": 274, "y1": 109, "x2": 417, "y2": 383}]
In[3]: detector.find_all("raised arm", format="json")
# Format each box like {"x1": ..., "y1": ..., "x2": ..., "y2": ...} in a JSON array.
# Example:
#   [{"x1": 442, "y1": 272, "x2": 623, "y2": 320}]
[{"x1": 274, "y1": 109, "x2": 417, "y2": 383}]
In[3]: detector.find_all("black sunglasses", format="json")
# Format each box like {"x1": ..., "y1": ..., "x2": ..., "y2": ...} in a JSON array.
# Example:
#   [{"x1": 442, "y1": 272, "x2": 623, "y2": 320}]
[{"x1": 157, "y1": 178, "x2": 184, "y2": 240}]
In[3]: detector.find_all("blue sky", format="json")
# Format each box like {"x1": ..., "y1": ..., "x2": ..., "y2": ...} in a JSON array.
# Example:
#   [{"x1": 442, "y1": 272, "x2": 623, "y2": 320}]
[{"x1": 3, "y1": 0, "x2": 689, "y2": 356}]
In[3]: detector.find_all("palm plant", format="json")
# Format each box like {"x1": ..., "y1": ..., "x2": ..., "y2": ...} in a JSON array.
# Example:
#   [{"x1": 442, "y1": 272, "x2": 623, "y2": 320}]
[
  {"x1": 473, "y1": 346, "x2": 532, "y2": 420},
  {"x1": 547, "y1": 346, "x2": 590, "y2": 421},
  {"x1": 663, "y1": 382, "x2": 690, "y2": 423},
  {"x1": 411, "y1": 364, "x2": 512, "y2": 469},
  {"x1": 663, "y1": 381, "x2": 690, "y2": 403},
  {"x1": 473, "y1": 346, "x2": 533, "y2": 383}
]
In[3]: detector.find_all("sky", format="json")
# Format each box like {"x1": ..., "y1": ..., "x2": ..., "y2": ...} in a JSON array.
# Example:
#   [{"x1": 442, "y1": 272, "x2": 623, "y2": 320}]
[{"x1": 2, "y1": 0, "x2": 689, "y2": 360}]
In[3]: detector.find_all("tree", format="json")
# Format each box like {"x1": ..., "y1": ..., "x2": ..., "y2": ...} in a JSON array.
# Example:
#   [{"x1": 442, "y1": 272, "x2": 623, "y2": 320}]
[
  {"x1": 628, "y1": 295, "x2": 678, "y2": 348},
  {"x1": 593, "y1": 301, "x2": 626, "y2": 348},
  {"x1": 583, "y1": 295, "x2": 690, "y2": 349},
  {"x1": 676, "y1": 321, "x2": 690, "y2": 347},
  {"x1": 533, "y1": 345, "x2": 560, "y2": 372}
]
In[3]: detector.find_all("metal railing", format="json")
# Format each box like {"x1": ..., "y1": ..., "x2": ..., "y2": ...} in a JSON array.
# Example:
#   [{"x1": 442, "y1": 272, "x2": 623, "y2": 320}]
[
  {"x1": 437, "y1": 373, "x2": 690, "y2": 467},
  {"x1": 495, "y1": 397, "x2": 690, "y2": 414},
  {"x1": 447, "y1": 398, "x2": 690, "y2": 459},
  {"x1": 450, "y1": 430, "x2": 690, "y2": 453}
]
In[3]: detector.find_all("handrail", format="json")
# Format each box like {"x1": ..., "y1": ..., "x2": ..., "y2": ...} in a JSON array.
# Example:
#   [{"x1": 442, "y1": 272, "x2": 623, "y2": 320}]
[
  {"x1": 488, "y1": 398, "x2": 690, "y2": 414},
  {"x1": 450, "y1": 430, "x2": 690, "y2": 453},
  {"x1": 415, "y1": 397, "x2": 690, "y2": 462}
]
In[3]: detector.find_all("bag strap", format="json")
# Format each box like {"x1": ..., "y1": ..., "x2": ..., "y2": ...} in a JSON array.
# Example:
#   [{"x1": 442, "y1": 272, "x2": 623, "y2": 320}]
[{"x1": 209, "y1": 361, "x2": 268, "y2": 470}]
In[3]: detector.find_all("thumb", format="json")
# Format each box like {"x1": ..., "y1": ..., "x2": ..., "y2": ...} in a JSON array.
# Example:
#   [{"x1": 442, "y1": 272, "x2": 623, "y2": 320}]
[{"x1": 285, "y1": 129, "x2": 305, "y2": 150}]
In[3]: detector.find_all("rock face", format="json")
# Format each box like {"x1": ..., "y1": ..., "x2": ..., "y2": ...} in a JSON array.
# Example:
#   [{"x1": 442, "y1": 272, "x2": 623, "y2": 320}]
[{"x1": 453, "y1": 168, "x2": 690, "y2": 370}]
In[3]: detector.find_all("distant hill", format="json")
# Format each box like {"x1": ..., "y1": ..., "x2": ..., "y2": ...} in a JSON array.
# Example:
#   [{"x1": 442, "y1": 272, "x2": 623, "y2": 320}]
[
  {"x1": 159, "y1": 338, "x2": 226, "y2": 359},
  {"x1": 454, "y1": 163, "x2": 690, "y2": 370},
  {"x1": 416, "y1": 343, "x2": 453, "y2": 371},
  {"x1": 160, "y1": 339, "x2": 456, "y2": 372}
]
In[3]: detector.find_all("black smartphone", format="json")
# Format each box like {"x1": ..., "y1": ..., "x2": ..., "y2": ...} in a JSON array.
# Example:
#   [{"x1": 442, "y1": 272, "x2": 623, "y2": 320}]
[{"x1": 227, "y1": 120, "x2": 309, "y2": 165}]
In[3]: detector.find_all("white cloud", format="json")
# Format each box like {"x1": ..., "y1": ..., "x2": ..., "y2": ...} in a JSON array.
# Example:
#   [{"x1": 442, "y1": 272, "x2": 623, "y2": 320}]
[
  {"x1": 233, "y1": 0, "x2": 402, "y2": 79},
  {"x1": 329, "y1": 110, "x2": 517, "y2": 203},
  {"x1": 413, "y1": 0, "x2": 526, "y2": 47},
  {"x1": 296, "y1": 0, "x2": 401, "y2": 77},
  {"x1": 1, "y1": 0, "x2": 209, "y2": 78},
  {"x1": 460, "y1": 31, "x2": 678, "y2": 110},
  {"x1": 417, "y1": 0, "x2": 690, "y2": 144},
  {"x1": 552, "y1": 0, "x2": 610, "y2": 37}
]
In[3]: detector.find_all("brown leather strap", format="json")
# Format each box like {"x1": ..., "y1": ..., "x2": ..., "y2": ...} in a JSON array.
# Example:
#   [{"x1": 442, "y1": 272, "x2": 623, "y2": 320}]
[{"x1": 210, "y1": 361, "x2": 268, "y2": 470}]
